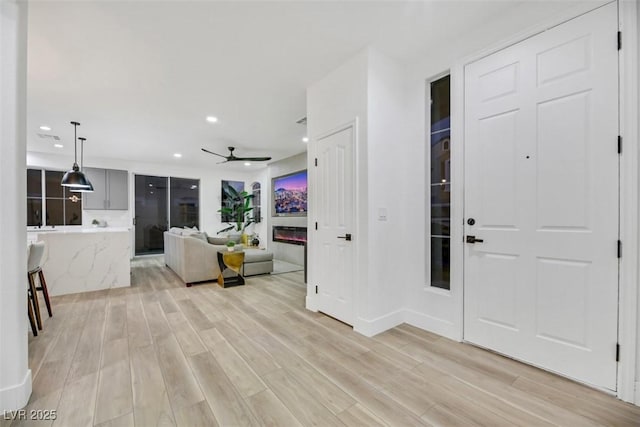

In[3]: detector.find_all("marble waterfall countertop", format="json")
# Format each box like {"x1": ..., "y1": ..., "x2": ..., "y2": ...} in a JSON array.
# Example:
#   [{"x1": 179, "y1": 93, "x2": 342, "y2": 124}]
[{"x1": 29, "y1": 227, "x2": 131, "y2": 296}]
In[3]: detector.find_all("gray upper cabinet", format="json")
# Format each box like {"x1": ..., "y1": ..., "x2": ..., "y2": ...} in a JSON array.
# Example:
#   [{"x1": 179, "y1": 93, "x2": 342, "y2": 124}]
[{"x1": 83, "y1": 167, "x2": 129, "y2": 210}]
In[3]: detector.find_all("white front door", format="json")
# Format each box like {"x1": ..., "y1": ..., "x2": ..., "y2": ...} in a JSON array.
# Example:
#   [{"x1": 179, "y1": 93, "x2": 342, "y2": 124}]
[
  {"x1": 315, "y1": 126, "x2": 355, "y2": 325},
  {"x1": 463, "y1": 3, "x2": 619, "y2": 390}
]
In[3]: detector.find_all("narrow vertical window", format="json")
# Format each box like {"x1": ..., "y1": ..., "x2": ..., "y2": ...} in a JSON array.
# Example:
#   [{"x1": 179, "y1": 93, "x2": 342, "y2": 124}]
[
  {"x1": 251, "y1": 182, "x2": 262, "y2": 223},
  {"x1": 27, "y1": 169, "x2": 43, "y2": 226},
  {"x1": 430, "y1": 75, "x2": 451, "y2": 290}
]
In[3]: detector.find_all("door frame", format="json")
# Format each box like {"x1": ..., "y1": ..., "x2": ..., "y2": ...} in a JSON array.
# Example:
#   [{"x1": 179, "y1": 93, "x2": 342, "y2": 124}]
[
  {"x1": 448, "y1": 0, "x2": 638, "y2": 402},
  {"x1": 306, "y1": 120, "x2": 361, "y2": 328}
]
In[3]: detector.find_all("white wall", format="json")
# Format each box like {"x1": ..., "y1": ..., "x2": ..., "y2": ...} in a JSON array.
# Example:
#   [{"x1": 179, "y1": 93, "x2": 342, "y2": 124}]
[
  {"x1": 364, "y1": 49, "x2": 415, "y2": 321},
  {"x1": 635, "y1": 0, "x2": 640, "y2": 405},
  {"x1": 307, "y1": 49, "x2": 369, "y2": 317},
  {"x1": 0, "y1": 0, "x2": 31, "y2": 411},
  {"x1": 27, "y1": 151, "x2": 255, "y2": 254},
  {"x1": 267, "y1": 152, "x2": 307, "y2": 265},
  {"x1": 307, "y1": 48, "x2": 415, "y2": 334}
]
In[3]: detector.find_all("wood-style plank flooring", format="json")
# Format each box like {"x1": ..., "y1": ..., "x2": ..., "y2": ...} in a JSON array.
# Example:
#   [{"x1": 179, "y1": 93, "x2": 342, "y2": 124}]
[{"x1": 12, "y1": 256, "x2": 640, "y2": 426}]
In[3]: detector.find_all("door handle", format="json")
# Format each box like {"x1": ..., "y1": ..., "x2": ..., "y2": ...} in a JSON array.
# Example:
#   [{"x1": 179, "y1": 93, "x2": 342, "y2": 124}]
[
  {"x1": 337, "y1": 233, "x2": 352, "y2": 241},
  {"x1": 466, "y1": 235, "x2": 484, "y2": 244}
]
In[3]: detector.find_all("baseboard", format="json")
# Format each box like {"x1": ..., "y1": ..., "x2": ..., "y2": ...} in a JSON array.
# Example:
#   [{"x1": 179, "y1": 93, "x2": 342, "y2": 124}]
[
  {"x1": 635, "y1": 381, "x2": 640, "y2": 406},
  {"x1": 354, "y1": 309, "x2": 405, "y2": 337},
  {"x1": 404, "y1": 309, "x2": 461, "y2": 342},
  {"x1": 0, "y1": 369, "x2": 31, "y2": 413}
]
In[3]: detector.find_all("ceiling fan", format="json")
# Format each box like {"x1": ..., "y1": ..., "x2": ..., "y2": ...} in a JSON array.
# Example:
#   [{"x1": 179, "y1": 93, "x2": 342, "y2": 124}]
[{"x1": 201, "y1": 146, "x2": 272, "y2": 163}]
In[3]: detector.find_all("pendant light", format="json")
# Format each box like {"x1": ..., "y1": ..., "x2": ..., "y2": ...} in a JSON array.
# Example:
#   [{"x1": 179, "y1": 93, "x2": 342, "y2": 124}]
[
  {"x1": 61, "y1": 121, "x2": 92, "y2": 189},
  {"x1": 70, "y1": 137, "x2": 94, "y2": 193}
]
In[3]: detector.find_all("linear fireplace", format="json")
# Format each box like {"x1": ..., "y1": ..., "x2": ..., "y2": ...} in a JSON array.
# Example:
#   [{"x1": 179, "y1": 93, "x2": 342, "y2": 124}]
[{"x1": 273, "y1": 226, "x2": 307, "y2": 245}]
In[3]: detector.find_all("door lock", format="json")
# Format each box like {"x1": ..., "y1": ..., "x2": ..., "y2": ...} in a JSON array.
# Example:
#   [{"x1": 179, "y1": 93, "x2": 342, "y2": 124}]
[
  {"x1": 466, "y1": 235, "x2": 484, "y2": 244},
  {"x1": 337, "y1": 233, "x2": 352, "y2": 241}
]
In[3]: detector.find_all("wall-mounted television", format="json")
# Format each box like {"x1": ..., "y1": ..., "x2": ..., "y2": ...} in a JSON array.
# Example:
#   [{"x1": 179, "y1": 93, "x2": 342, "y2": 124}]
[{"x1": 272, "y1": 170, "x2": 307, "y2": 217}]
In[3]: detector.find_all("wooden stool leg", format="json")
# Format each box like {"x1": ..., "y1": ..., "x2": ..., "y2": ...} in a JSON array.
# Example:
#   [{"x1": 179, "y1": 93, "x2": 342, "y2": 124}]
[
  {"x1": 28, "y1": 273, "x2": 42, "y2": 330},
  {"x1": 38, "y1": 270, "x2": 52, "y2": 317},
  {"x1": 28, "y1": 297, "x2": 37, "y2": 336}
]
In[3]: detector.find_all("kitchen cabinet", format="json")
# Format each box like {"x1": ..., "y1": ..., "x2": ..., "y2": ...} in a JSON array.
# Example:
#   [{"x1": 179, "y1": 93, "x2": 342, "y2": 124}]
[{"x1": 83, "y1": 167, "x2": 129, "y2": 210}]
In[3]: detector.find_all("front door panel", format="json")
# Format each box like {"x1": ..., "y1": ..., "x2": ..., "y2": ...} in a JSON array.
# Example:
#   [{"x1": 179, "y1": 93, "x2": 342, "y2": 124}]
[{"x1": 464, "y1": 3, "x2": 619, "y2": 390}]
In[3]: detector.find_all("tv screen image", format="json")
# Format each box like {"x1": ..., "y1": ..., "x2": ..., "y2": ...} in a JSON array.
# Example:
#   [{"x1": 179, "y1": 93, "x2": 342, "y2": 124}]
[{"x1": 273, "y1": 170, "x2": 307, "y2": 216}]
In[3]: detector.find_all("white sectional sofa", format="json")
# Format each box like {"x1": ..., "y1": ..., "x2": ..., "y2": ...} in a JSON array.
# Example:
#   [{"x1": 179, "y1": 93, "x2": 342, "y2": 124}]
[{"x1": 163, "y1": 229, "x2": 273, "y2": 286}]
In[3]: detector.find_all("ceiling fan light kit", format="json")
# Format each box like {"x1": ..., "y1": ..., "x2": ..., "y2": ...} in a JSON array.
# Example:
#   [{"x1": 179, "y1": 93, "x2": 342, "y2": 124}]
[{"x1": 201, "y1": 146, "x2": 272, "y2": 163}]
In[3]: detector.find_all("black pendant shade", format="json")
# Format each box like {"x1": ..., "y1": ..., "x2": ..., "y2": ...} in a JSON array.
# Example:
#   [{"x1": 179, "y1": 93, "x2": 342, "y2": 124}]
[
  {"x1": 61, "y1": 165, "x2": 92, "y2": 188},
  {"x1": 61, "y1": 122, "x2": 93, "y2": 190},
  {"x1": 70, "y1": 137, "x2": 94, "y2": 193}
]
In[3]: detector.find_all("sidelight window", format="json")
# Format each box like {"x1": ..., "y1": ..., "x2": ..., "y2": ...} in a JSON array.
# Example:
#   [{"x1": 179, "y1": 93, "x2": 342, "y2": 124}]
[{"x1": 429, "y1": 75, "x2": 451, "y2": 290}]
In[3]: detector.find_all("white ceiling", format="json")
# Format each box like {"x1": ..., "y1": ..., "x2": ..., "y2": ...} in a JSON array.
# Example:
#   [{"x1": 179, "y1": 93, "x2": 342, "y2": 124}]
[{"x1": 26, "y1": 0, "x2": 574, "y2": 169}]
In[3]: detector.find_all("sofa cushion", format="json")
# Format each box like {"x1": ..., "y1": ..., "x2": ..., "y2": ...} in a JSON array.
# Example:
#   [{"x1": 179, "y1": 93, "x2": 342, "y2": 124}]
[
  {"x1": 169, "y1": 227, "x2": 184, "y2": 235},
  {"x1": 208, "y1": 236, "x2": 228, "y2": 245}
]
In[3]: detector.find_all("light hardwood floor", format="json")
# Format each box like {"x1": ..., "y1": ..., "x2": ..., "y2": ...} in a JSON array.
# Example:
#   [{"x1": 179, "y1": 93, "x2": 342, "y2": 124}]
[{"x1": 11, "y1": 256, "x2": 640, "y2": 426}]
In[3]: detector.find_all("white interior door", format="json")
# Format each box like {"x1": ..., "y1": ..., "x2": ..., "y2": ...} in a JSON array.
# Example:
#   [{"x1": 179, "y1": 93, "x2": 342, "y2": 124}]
[
  {"x1": 315, "y1": 126, "x2": 355, "y2": 325},
  {"x1": 463, "y1": 3, "x2": 619, "y2": 390}
]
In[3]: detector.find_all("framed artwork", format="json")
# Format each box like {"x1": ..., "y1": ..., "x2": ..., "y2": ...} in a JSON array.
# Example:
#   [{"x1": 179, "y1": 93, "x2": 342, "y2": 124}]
[
  {"x1": 272, "y1": 170, "x2": 307, "y2": 217},
  {"x1": 221, "y1": 180, "x2": 244, "y2": 223}
]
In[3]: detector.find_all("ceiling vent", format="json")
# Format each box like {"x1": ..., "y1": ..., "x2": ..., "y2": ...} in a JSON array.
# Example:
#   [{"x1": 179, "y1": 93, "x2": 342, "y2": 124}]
[
  {"x1": 296, "y1": 116, "x2": 307, "y2": 125},
  {"x1": 37, "y1": 133, "x2": 61, "y2": 141}
]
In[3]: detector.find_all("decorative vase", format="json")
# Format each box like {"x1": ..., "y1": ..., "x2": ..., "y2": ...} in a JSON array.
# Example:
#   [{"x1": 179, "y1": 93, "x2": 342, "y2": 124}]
[
  {"x1": 251, "y1": 236, "x2": 260, "y2": 247},
  {"x1": 227, "y1": 246, "x2": 234, "y2": 252},
  {"x1": 241, "y1": 233, "x2": 249, "y2": 245}
]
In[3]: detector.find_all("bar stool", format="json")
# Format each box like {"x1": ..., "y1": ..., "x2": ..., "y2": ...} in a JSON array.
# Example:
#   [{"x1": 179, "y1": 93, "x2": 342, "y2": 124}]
[
  {"x1": 27, "y1": 292, "x2": 38, "y2": 336},
  {"x1": 27, "y1": 242, "x2": 52, "y2": 332}
]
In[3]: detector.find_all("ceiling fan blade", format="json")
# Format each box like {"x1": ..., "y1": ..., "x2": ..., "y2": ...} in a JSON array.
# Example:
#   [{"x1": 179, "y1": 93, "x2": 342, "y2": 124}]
[
  {"x1": 201, "y1": 148, "x2": 228, "y2": 159},
  {"x1": 234, "y1": 156, "x2": 272, "y2": 162}
]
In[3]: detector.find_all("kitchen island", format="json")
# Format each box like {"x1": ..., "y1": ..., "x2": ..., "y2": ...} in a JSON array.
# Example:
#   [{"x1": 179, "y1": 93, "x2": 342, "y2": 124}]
[{"x1": 28, "y1": 227, "x2": 131, "y2": 296}]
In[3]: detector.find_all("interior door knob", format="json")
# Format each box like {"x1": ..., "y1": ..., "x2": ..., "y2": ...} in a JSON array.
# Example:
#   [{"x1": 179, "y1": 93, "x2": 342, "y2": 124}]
[
  {"x1": 466, "y1": 235, "x2": 484, "y2": 244},
  {"x1": 337, "y1": 233, "x2": 352, "y2": 241}
]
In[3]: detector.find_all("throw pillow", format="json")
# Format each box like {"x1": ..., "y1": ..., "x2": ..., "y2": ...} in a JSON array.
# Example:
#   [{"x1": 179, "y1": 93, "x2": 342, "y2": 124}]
[
  {"x1": 189, "y1": 232, "x2": 208, "y2": 242},
  {"x1": 169, "y1": 227, "x2": 184, "y2": 235}
]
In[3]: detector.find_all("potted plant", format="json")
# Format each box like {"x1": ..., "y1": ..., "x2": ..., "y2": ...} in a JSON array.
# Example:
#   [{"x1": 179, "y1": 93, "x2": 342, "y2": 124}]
[
  {"x1": 218, "y1": 183, "x2": 256, "y2": 239},
  {"x1": 226, "y1": 241, "x2": 236, "y2": 252}
]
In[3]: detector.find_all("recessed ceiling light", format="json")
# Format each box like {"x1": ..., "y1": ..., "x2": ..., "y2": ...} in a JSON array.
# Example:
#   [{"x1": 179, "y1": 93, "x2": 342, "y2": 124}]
[
  {"x1": 174, "y1": 153, "x2": 182, "y2": 158},
  {"x1": 53, "y1": 143, "x2": 63, "y2": 148},
  {"x1": 244, "y1": 162, "x2": 251, "y2": 166},
  {"x1": 39, "y1": 125, "x2": 51, "y2": 131},
  {"x1": 206, "y1": 116, "x2": 218, "y2": 123},
  {"x1": 302, "y1": 137, "x2": 309, "y2": 143}
]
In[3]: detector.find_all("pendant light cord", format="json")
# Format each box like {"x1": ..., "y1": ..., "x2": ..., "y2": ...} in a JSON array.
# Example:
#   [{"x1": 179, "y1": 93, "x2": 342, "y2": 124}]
[
  {"x1": 79, "y1": 137, "x2": 85, "y2": 169},
  {"x1": 71, "y1": 121, "x2": 80, "y2": 167}
]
